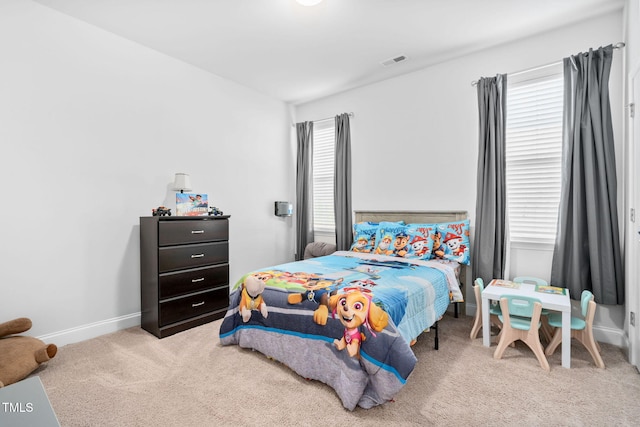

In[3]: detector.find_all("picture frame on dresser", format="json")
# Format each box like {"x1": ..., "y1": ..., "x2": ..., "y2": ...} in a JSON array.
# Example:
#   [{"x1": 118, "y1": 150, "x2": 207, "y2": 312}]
[{"x1": 139, "y1": 215, "x2": 230, "y2": 338}]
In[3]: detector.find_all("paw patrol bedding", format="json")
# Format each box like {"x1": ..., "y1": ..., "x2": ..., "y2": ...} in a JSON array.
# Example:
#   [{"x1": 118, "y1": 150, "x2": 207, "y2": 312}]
[{"x1": 219, "y1": 251, "x2": 462, "y2": 410}]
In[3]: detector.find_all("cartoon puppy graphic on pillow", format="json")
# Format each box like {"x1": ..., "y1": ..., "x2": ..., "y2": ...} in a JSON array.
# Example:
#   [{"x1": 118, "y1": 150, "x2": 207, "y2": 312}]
[{"x1": 328, "y1": 287, "x2": 389, "y2": 357}]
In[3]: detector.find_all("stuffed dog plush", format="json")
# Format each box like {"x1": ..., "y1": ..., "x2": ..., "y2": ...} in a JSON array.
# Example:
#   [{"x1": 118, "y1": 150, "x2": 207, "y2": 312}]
[
  {"x1": 239, "y1": 274, "x2": 268, "y2": 322},
  {"x1": 0, "y1": 318, "x2": 57, "y2": 387},
  {"x1": 328, "y1": 288, "x2": 389, "y2": 357}
]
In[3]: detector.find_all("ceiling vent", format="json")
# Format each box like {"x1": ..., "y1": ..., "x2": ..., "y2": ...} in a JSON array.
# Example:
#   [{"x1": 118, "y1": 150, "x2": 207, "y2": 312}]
[{"x1": 381, "y1": 55, "x2": 408, "y2": 67}]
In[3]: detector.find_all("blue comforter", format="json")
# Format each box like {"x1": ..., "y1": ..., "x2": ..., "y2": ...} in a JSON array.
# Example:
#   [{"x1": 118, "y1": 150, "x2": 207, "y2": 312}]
[{"x1": 219, "y1": 251, "x2": 460, "y2": 410}]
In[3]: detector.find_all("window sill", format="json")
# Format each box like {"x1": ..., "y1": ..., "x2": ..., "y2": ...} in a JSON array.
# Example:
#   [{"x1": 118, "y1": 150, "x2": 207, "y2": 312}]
[{"x1": 509, "y1": 240, "x2": 555, "y2": 252}]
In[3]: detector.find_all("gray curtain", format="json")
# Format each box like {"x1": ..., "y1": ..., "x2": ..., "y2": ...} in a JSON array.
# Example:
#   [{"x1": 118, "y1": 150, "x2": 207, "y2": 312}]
[
  {"x1": 296, "y1": 121, "x2": 314, "y2": 261},
  {"x1": 472, "y1": 74, "x2": 507, "y2": 286},
  {"x1": 551, "y1": 45, "x2": 624, "y2": 304},
  {"x1": 334, "y1": 113, "x2": 352, "y2": 251}
]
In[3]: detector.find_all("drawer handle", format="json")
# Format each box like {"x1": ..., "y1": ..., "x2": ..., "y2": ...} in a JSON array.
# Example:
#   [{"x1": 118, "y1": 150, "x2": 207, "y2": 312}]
[
  {"x1": 191, "y1": 254, "x2": 205, "y2": 259},
  {"x1": 191, "y1": 230, "x2": 205, "y2": 234},
  {"x1": 192, "y1": 277, "x2": 205, "y2": 283},
  {"x1": 192, "y1": 301, "x2": 205, "y2": 307}
]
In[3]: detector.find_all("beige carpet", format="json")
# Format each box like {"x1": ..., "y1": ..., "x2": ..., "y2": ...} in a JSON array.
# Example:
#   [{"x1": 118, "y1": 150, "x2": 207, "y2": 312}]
[{"x1": 32, "y1": 314, "x2": 640, "y2": 426}]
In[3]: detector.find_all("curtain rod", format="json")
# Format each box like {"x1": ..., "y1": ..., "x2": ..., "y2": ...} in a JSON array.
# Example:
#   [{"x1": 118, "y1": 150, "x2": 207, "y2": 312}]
[
  {"x1": 470, "y1": 42, "x2": 625, "y2": 86},
  {"x1": 292, "y1": 112, "x2": 354, "y2": 128}
]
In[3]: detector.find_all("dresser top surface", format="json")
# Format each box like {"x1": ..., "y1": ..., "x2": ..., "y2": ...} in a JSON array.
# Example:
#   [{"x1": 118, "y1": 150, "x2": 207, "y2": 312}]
[{"x1": 141, "y1": 215, "x2": 230, "y2": 221}]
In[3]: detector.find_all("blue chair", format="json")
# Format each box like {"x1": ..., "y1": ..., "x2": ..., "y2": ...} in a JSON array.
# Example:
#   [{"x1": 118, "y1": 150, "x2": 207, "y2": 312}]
[
  {"x1": 494, "y1": 295, "x2": 550, "y2": 371},
  {"x1": 470, "y1": 278, "x2": 502, "y2": 340},
  {"x1": 513, "y1": 276, "x2": 548, "y2": 286},
  {"x1": 545, "y1": 290, "x2": 605, "y2": 368},
  {"x1": 513, "y1": 276, "x2": 553, "y2": 342}
]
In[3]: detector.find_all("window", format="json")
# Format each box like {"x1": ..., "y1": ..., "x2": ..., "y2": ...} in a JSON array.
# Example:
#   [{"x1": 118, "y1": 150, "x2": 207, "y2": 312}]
[
  {"x1": 505, "y1": 64, "x2": 563, "y2": 245},
  {"x1": 312, "y1": 119, "x2": 335, "y2": 239}
]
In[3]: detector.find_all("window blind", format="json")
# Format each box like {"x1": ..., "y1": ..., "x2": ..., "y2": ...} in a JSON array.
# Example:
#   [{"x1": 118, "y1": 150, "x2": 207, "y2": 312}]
[
  {"x1": 506, "y1": 64, "x2": 563, "y2": 244},
  {"x1": 313, "y1": 120, "x2": 335, "y2": 235}
]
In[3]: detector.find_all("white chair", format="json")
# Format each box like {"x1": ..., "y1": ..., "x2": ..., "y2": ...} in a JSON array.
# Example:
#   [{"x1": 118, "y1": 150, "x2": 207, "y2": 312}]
[
  {"x1": 494, "y1": 295, "x2": 550, "y2": 371},
  {"x1": 545, "y1": 290, "x2": 605, "y2": 368}
]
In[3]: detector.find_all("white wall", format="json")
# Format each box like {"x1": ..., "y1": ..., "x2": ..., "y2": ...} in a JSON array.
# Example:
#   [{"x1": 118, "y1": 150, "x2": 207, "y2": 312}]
[
  {"x1": 0, "y1": 0, "x2": 296, "y2": 343},
  {"x1": 295, "y1": 11, "x2": 625, "y2": 344},
  {"x1": 0, "y1": 0, "x2": 627, "y2": 349},
  {"x1": 624, "y1": 0, "x2": 640, "y2": 366}
]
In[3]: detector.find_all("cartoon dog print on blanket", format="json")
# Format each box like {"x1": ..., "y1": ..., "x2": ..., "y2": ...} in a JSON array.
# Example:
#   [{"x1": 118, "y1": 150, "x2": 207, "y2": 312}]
[{"x1": 329, "y1": 287, "x2": 389, "y2": 358}]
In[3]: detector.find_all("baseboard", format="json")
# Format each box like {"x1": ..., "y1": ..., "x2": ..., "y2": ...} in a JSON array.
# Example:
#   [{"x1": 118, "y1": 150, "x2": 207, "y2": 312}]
[
  {"x1": 36, "y1": 307, "x2": 627, "y2": 350},
  {"x1": 466, "y1": 303, "x2": 626, "y2": 349},
  {"x1": 593, "y1": 324, "x2": 626, "y2": 348},
  {"x1": 36, "y1": 312, "x2": 141, "y2": 347}
]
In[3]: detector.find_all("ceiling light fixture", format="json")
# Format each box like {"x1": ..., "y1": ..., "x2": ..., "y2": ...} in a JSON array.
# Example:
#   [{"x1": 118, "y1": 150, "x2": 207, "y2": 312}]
[{"x1": 296, "y1": 0, "x2": 323, "y2": 6}]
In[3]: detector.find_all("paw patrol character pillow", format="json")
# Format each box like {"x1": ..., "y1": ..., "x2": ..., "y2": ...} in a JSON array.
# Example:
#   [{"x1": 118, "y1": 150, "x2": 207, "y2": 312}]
[
  {"x1": 373, "y1": 222, "x2": 411, "y2": 257},
  {"x1": 432, "y1": 219, "x2": 471, "y2": 265},
  {"x1": 403, "y1": 223, "x2": 436, "y2": 260},
  {"x1": 350, "y1": 222, "x2": 379, "y2": 253}
]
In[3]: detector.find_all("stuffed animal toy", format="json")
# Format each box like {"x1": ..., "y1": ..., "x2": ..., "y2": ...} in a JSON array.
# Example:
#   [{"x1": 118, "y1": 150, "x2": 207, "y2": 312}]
[
  {"x1": 239, "y1": 274, "x2": 268, "y2": 322},
  {"x1": 0, "y1": 318, "x2": 57, "y2": 388},
  {"x1": 328, "y1": 288, "x2": 389, "y2": 358}
]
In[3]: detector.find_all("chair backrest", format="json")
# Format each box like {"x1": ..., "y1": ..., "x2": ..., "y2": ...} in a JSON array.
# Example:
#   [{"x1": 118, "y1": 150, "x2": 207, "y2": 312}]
[
  {"x1": 303, "y1": 241, "x2": 337, "y2": 259},
  {"x1": 500, "y1": 295, "x2": 543, "y2": 331},
  {"x1": 502, "y1": 295, "x2": 541, "y2": 318},
  {"x1": 513, "y1": 276, "x2": 548, "y2": 286},
  {"x1": 473, "y1": 278, "x2": 483, "y2": 308},
  {"x1": 580, "y1": 290, "x2": 595, "y2": 317}
]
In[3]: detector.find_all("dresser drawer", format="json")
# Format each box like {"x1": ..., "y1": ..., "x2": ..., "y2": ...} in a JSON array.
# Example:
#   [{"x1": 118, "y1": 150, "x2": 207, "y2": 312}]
[
  {"x1": 159, "y1": 264, "x2": 229, "y2": 300},
  {"x1": 159, "y1": 241, "x2": 228, "y2": 273},
  {"x1": 159, "y1": 288, "x2": 229, "y2": 327},
  {"x1": 159, "y1": 219, "x2": 228, "y2": 246}
]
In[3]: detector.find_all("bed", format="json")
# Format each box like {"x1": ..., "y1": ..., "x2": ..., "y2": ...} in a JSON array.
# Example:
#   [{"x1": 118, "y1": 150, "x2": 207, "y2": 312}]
[{"x1": 219, "y1": 210, "x2": 469, "y2": 410}]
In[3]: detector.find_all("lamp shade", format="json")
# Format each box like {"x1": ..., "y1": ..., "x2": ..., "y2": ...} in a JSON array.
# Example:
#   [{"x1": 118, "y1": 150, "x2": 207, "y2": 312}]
[{"x1": 172, "y1": 173, "x2": 192, "y2": 192}]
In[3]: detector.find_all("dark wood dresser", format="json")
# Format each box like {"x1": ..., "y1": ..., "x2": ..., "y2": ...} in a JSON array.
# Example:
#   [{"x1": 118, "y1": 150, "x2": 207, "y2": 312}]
[{"x1": 140, "y1": 215, "x2": 230, "y2": 338}]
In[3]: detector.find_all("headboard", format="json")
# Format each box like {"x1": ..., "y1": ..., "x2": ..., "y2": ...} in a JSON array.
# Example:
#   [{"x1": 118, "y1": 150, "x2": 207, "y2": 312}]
[
  {"x1": 354, "y1": 210, "x2": 467, "y2": 224},
  {"x1": 354, "y1": 210, "x2": 469, "y2": 316}
]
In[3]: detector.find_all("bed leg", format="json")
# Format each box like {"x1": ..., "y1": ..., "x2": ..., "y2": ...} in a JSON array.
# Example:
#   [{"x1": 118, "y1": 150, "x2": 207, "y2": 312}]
[
  {"x1": 434, "y1": 320, "x2": 439, "y2": 350},
  {"x1": 454, "y1": 302, "x2": 459, "y2": 318}
]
